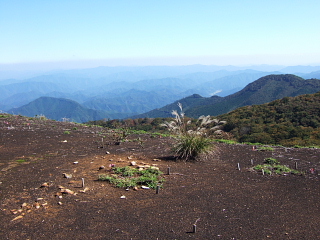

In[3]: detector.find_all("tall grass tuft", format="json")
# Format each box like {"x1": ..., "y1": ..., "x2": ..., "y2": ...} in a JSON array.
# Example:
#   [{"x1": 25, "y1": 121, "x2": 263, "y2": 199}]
[{"x1": 161, "y1": 103, "x2": 224, "y2": 161}]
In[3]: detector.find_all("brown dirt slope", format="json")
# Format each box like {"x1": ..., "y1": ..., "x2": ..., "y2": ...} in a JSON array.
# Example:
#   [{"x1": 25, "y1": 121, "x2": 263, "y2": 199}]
[{"x1": 0, "y1": 114, "x2": 319, "y2": 239}]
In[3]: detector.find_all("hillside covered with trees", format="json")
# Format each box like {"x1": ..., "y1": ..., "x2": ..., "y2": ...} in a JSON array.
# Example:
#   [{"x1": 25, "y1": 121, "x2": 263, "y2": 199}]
[
  {"x1": 88, "y1": 92, "x2": 320, "y2": 147},
  {"x1": 219, "y1": 92, "x2": 320, "y2": 146}
]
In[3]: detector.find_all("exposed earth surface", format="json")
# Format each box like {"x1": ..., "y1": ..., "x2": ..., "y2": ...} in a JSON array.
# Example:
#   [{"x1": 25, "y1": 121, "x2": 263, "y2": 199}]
[{"x1": 0, "y1": 115, "x2": 319, "y2": 240}]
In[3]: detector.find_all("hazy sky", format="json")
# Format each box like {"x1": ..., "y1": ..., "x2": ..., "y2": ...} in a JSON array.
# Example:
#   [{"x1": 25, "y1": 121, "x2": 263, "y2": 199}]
[{"x1": 1, "y1": 0, "x2": 320, "y2": 69}]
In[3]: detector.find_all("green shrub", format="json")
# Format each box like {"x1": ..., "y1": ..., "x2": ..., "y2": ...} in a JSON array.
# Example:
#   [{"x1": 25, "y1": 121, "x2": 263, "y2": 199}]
[{"x1": 264, "y1": 157, "x2": 280, "y2": 165}]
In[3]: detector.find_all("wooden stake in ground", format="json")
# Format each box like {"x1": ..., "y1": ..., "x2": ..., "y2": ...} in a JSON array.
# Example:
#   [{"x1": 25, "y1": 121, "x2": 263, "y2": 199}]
[
  {"x1": 156, "y1": 185, "x2": 160, "y2": 194},
  {"x1": 237, "y1": 163, "x2": 241, "y2": 171},
  {"x1": 192, "y1": 218, "x2": 200, "y2": 233},
  {"x1": 167, "y1": 167, "x2": 170, "y2": 175},
  {"x1": 82, "y1": 178, "x2": 85, "y2": 188}
]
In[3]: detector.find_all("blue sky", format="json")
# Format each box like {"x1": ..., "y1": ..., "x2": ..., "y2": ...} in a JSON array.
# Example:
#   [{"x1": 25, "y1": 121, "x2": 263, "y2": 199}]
[{"x1": 1, "y1": 0, "x2": 319, "y2": 69}]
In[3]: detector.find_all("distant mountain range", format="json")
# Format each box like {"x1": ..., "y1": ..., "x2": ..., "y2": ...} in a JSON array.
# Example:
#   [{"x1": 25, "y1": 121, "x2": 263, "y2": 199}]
[
  {"x1": 133, "y1": 74, "x2": 320, "y2": 119},
  {"x1": 8, "y1": 97, "x2": 113, "y2": 123},
  {"x1": 1, "y1": 65, "x2": 320, "y2": 122}
]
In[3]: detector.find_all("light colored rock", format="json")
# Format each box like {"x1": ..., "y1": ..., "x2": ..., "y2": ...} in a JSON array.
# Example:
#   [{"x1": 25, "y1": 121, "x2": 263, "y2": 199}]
[
  {"x1": 63, "y1": 173, "x2": 72, "y2": 179},
  {"x1": 11, "y1": 215, "x2": 23, "y2": 221},
  {"x1": 40, "y1": 182, "x2": 50, "y2": 188},
  {"x1": 60, "y1": 188, "x2": 75, "y2": 195}
]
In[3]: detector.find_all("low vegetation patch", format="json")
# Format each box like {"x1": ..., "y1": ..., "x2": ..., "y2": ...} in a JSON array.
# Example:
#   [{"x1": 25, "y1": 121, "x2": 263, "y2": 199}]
[
  {"x1": 257, "y1": 146, "x2": 274, "y2": 151},
  {"x1": 251, "y1": 157, "x2": 302, "y2": 175},
  {"x1": 98, "y1": 166, "x2": 164, "y2": 189}
]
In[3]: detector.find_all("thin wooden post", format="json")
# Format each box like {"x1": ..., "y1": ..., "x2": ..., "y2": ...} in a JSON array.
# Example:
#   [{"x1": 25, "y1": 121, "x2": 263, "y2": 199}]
[
  {"x1": 262, "y1": 169, "x2": 265, "y2": 175},
  {"x1": 156, "y1": 185, "x2": 160, "y2": 194},
  {"x1": 82, "y1": 178, "x2": 85, "y2": 188},
  {"x1": 295, "y1": 162, "x2": 298, "y2": 170},
  {"x1": 250, "y1": 159, "x2": 254, "y2": 165},
  {"x1": 237, "y1": 163, "x2": 241, "y2": 171},
  {"x1": 192, "y1": 224, "x2": 197, "y2": 233},
  {"x1": 167, "y1": 167, "x2": 170, "y2": 175}
]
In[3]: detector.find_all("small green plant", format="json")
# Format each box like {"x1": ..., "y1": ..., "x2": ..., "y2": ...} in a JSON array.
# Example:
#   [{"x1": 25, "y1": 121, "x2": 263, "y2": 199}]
[
  {"x1": 98, "y1": 166, "x2": 164, "y2": 189},
  {"x1": 64, "y1": 130, "x2": 71, "y2": 134},
  {"x1": 35, "y1": 114, "x2": 47, "y2": 120},
  {"x1": 213, "y1": 139, "x2": 238, "y2": 144},
  {"x1": 16, "y1": 159, "x2": 27, "y2": 163},
  {"x1": 257, "y1": 146, "x2": 274, "y2": 151},
  {"x1": 264, "y1": 157, "x2": 280, "y2": 165},
  {"x1": 72, "y1": 127, "x2": 78, "y2": 130}
]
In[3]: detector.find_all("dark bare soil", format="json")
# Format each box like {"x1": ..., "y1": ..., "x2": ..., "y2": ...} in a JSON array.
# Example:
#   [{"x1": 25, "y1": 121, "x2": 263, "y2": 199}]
[{"x1": 0, "y1": 115, "x2": 319, "y2": 240}]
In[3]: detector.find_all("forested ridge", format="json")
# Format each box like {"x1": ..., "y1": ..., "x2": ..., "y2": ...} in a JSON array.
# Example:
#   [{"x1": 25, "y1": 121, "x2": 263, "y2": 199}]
[
  {"x1": 220, "y1": 92, "x2": 320, "y2": 146},
  {"x1": 88, "y1": 92, "x2": 320, "y2": 147}
]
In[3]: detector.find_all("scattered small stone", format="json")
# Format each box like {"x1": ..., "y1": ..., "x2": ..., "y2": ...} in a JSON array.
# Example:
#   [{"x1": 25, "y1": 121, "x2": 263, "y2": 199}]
[
  {"x1": 40, "y1": 182, "x2": 50, "y2": 188},
  {"x1": 60, "y1": 188, "x2": 75, "y2": 195},
  {"x1": 120, "y1": 195, "x2": 126, "y2": 199},
  {"x1": 141, "y1": 186, "x2": 150, "y2": 189},
  {"x1": 79, "y1": 187, "x2": 90, "y2": 193},
  {"x1": 34, "y1": 203, "x2": 41, "y2": 209},
  {"x1": 73, "y1": 161, "x2": 79, "y2": 164},
  {"x1": 63, "y1": 173, "x2": 72, "y2": 179},
  {"x1": 21, "y1": 203, "x2": 28, "y2": 208},
  {"x1": 11, "y1": 215, "x2": 23, "y2": 221},
  {"x1": 58, "y1": 202, "x2": 63, "y2": 205},
  {"x1": 106, "y1": 151, "x2": 110, "y2": 154},
  {"x1": 133, "y1": 186, "x2": 138, "y2": 191},
  {"x1": 99, "y1": 165, "x2": 105, "y2": 170},
  {"x1": 11, "y1": 209, "x2": 18, "y2": 215},
  {"x1": 130, "y1": 161, "x2": 136, "y2": 166}
]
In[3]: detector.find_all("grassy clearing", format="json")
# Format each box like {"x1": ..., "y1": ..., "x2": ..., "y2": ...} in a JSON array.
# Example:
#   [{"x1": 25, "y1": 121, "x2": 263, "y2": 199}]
[{"x1": 98, "y1": 166, "x2": 164, "y2": 189}]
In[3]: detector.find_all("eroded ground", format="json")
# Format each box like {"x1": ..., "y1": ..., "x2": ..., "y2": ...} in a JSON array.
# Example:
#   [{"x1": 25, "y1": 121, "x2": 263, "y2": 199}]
[{"x1": 0, "y1": 115, "x2": 319, "y2": 239}]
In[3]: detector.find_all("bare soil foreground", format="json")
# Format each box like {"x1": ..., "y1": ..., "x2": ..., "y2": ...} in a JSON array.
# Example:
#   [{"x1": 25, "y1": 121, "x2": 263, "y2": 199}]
[{"x1": 0, "y1": 115, "x2": 319, "y2": 240}]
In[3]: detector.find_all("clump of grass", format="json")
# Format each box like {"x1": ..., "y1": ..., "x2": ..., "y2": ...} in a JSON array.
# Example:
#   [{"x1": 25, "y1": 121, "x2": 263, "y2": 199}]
[
  {"x1": 160, "y1": 103, "x2": 224, "y2": 161},
  {"x1": 64, "y1": 130, "x2": 70, "y2": 134},
  {"x1": 98, "y1": 166, "x2": 164, "y2": 189}
]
